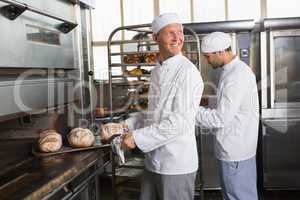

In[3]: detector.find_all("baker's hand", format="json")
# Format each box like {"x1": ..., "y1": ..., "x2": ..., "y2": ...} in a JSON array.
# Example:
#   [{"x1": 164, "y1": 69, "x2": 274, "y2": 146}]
[
  {"x1": 100, "y1": 122, "x2": 124, "y2": 141},
  {"x1": 121, "y1": 132, "x2": 136, "y2": 150}
]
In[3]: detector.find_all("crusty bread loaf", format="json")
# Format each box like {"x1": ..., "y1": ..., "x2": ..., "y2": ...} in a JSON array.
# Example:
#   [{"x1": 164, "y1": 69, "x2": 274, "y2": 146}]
[
  {"x1": 67, "y1": 128, "x2": 95, "y2": 148},
  {"x1": 100, "y1": 123, "x2": 124, "y2": 141},
  {"x1": 38, "y1": 130, "x2": 62, "y2": 152}
]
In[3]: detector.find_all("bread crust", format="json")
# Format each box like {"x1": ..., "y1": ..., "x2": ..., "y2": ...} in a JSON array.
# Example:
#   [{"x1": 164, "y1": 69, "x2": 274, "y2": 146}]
[
  {"x1": 67, "y1": 128, "x2": 95, "y2": 148},
  {"x1": 38, "y1": 130, "x2": 62, "y2": 152}
]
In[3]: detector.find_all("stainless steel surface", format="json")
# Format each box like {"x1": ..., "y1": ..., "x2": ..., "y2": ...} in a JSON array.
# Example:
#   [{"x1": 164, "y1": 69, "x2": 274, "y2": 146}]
[
  {"x1": 260, "y1": 17, "x2": 300, "y2": 190},
  {"x1": 0, "y1": 139, "x2": 108, "y2": 200},
  {"x1": 261, "y1": 26, "x2": 300, "y2": 113},
  {"x1": 0, "y1": 0, "x2": 74, "y2": 21},
  {"x1": 0, "y1": 0, "x2": 94, "y2": 120},
  {"x1": 0, "y1": 77, "x2": 74, "y2": 116},
  {"x1": 77, "y1": 0, "x2": 95, "y2": 8},
  {"x1": 0, "y1": 1, "x2": 98, "y2": 199},
  {"x1": 0, "y1": 0, "x2": 76, "y2": 69},
  {"x1": 270, "y1": 30, "x2": 275, "y2": 108},
  {"x1": 264, "y1": 17, "x2": 300, "y2": 30},
  {"x1": 79, "y1": 6, "x2": 95, "y2": 123},
  {"x1": 184, "y1": 19, "x2": 255, "y2": 34},
  {"x1": 262, "y1": 108, "x2": 300, "y2": 119},
  {"x1": 0, "y1": 0, "x2": 77, "y2": 26},
  {"x1": 260, "y1": 31, "x2": 268, "y2": 109},
  {"x1": 198, "y1": 129, "x2": 221, "y2": 190},
  {"x1": 273, "y1": 32, "x2": 300, "y2": 106},
  {"x1": 262, "y1": 118, "x2": 300, "y2": 189}
]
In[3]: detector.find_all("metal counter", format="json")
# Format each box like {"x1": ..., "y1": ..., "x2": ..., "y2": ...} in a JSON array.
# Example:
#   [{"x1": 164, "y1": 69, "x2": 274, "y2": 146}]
[{"x1": 0, "y1": 140, "x2": 110, "y2": 200}]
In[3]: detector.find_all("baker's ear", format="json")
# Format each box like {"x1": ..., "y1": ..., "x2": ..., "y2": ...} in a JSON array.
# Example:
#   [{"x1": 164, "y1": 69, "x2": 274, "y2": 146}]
[{"x1": 152, "y1": 33, "x2": 158, "y2": 42}]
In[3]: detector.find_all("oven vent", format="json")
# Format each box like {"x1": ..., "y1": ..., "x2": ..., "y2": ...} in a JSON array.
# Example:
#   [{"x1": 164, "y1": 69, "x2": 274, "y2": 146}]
[
  {"x1": 0, "y1": 0, "x2": 77, "y2": 34},
  {"x1": 0, "y1": 4, "x2": 26, "y2": 20},
  {"x1": 57, "y1": 22, "x2": 78, "y2": 34}
]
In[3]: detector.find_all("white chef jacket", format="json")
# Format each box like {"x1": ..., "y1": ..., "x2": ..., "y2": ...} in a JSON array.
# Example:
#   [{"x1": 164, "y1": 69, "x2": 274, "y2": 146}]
[
  {"x1": 126, "y1": 54, "x2": 203, "y2": 175},
  {"x1": 196, "y1": 57, "x2": 259, "y2": 161}
]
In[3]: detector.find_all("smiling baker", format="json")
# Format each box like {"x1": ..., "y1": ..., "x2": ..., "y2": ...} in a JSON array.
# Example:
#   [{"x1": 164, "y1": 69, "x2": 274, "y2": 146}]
[{"x1": 118, "y1": 13, "x2": 204, "y2": 200}]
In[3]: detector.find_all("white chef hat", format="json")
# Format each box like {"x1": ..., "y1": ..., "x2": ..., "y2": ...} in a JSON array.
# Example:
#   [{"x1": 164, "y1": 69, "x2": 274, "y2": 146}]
[
  {"x1": 201, "y1": 32, "x2": 232, "y2": 53},
  {"x1": 151, "y1": 13, "x2": 181, "y2": 34}
]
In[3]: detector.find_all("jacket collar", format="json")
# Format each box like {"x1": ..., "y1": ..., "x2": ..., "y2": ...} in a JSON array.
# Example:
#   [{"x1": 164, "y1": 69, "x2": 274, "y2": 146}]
[
  {"x1": 156, "y1": 53, "x2": 182, "y2": 70},
  {"x1": 223, "y1": 56, "x2": 238, "y2": 71}
]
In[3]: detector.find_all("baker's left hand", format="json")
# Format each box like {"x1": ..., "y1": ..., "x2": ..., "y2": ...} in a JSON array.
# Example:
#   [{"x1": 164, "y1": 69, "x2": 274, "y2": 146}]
[{"x1": 121, "y1": 132, "x2": 136, "y2": 150}]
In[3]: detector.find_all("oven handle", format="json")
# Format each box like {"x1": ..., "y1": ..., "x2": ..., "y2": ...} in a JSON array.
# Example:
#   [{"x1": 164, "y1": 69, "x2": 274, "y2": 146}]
[
  {"x1": 263, "y1": 118, "x2": 300, "y2": 123},
  {"x1": 0, "y1": 0, "x2": 77, "y2": 33}
]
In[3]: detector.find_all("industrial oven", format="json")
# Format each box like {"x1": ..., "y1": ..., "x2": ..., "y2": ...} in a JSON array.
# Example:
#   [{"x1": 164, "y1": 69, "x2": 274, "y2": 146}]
[
  {"x1": 260, "y1": 17, "x2": 300, "y2": 190},
  {"x1": 0, "y1": 0, "x2": 106, "y2": 200}
]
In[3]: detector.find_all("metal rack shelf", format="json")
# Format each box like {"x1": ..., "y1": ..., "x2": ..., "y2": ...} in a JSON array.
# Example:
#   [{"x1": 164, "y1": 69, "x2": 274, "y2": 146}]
[
  {"x1": 110, "y1": 50, "x2": 159, "y2": 56},
  {"x1": 111, "y1": 74, "x2": 150, "y2": 78},
  {"x1": 110, "y1": 63, "x2": 155, "y2": 67},
  {"x1": 111, "y1": 81, "x2": 149, "y2": 87},
  {"x1": 110, "y1": 39, "x2": 197, "y2": 45},
  {"x1": 111, "y1": 39, "x2": 155, "y2": 45}
]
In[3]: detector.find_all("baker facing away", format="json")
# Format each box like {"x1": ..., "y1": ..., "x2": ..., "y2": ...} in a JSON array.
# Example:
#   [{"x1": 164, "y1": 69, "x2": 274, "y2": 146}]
[{"x1": 196, "y1": 31, "x2": 259, "y2": 200}]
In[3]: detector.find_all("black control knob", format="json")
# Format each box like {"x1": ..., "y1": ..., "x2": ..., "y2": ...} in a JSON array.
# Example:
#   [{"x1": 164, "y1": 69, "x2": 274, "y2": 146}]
[{"x1": 88, "y1": 71, "x2": 94, "y2": 76}]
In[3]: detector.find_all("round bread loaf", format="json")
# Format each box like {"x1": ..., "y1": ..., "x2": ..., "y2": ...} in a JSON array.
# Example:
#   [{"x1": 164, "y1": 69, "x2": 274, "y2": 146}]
[
  {"x1": 67, "y1": 128, "x2": 95, "y2": 148},
  {"x1": 38, "y1": 130, "x2": 62, "y2": 152}
]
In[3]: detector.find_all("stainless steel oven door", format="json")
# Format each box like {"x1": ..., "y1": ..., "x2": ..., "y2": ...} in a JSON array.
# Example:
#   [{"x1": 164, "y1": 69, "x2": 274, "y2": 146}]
[
  {"x1": 262, "y1": 118, "x2": 300, "y2": 189},
  {"x1": 0, "y1": 0, "x2": 76, "y2": 69},
  {"x1": 263, "y1": 30, "x2": 300, "y2": 109}
]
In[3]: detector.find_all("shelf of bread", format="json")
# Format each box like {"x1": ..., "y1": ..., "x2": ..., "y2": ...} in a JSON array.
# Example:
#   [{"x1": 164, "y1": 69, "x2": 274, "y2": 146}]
[
  {"x1": 122, "y1": 52, "x2": 158, "y2": 64},
  {"x1": 124, "y1": 68, "x2": 150, "y2": 76},
  {"x1": 108, "y1": 29, "x2": 157, "y2": 114}
]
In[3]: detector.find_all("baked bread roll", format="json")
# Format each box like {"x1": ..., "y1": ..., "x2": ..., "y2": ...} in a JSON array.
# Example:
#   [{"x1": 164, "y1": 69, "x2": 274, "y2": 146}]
[
  {"x1": 123, "y1": 54, "x2": 141, "y2": 64},
  {"x1": 129, "y1": 68, "x2": 143, "y2": 76},
  {"x1": 144, "y1": 53, "x2": 157, "y2": 63},
  {"x1": 67, "y1": 128, "x2": 95, "y2": 148},
  {"x1": 38, "y1": 130, "x2": 62, "y2": 152},
  {"x1": 100, "y1": 122, "x2": 125, "y2": 141}
]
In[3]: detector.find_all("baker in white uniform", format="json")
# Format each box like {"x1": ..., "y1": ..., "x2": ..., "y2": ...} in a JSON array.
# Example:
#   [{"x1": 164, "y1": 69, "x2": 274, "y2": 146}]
[
  {"x1": 119, "y1": 13, "x2": 203, "y2": 200},
  {"x1": 196, "y1": 31, "x2": 259, "y2": 200}
]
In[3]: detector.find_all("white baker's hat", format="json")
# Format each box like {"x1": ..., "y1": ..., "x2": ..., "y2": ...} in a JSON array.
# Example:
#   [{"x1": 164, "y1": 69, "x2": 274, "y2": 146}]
[
  {"x1": 151, "y1": 13, "x2": 181, "y2": 34},
  {"x1": 201, "y1": 32, "x2": 232, "y2": 53}
]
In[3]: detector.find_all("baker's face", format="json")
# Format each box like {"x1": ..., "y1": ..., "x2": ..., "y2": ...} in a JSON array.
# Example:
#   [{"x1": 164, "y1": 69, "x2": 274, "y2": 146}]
[
  {"x1": 203, "y1": 52, "x2": 223, "y2": 69},
  {"x1": 154, "y1": 23, "x2": 184, "y2": 58}
]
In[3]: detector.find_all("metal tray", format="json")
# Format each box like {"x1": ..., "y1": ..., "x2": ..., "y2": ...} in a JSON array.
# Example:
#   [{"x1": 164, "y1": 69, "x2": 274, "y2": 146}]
[{"x1": 32, "y1": 143, "x2": 110, "y2": 157}]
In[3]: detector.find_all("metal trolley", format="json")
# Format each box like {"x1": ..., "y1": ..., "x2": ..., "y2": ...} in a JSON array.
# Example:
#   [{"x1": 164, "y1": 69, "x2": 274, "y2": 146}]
[{"x1": 107, "y1": 23, "x2": 204, "y2": 200}]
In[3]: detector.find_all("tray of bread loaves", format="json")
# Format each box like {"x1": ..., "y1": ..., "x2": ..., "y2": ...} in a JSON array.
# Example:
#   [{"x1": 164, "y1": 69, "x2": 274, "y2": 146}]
[{"x1": 32, "y1": 128, "x2": 110, "y2": 157}]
